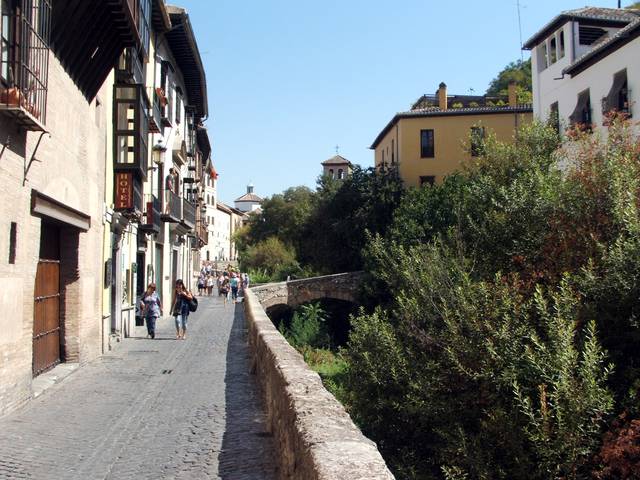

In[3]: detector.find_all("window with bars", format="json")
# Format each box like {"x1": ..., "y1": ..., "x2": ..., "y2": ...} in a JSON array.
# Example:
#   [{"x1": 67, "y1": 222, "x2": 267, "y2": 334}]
[{"x1": 0, "y1": 0, "x2": 51, "y2": 128}]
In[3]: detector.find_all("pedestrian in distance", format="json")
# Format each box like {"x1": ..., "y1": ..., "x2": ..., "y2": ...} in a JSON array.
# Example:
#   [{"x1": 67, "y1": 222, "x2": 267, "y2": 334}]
[
  {"x1": 140, "y1": 283, "x2": 162, "y2": 339},
  {"x1": 171, "y1": 279, "x2": 193, "y2": 340},
  {"x1": 206, "y1": 274, "x2": 214, "y2": 296},
  {"x1": 230, "y1": 273, "x2": 239, "y2": 303},
  {"x1": 220, "y1": 276, "x2": 230, "y2": 307},
  {"x1": 197, "y1": 275, "x2": 205, "y2": 296}
]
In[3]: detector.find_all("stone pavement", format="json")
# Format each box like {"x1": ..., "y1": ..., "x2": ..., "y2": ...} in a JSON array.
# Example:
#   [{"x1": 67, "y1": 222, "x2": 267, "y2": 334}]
[{"x1": 0, "y1": 296, "x2": 278, "y2": 480}]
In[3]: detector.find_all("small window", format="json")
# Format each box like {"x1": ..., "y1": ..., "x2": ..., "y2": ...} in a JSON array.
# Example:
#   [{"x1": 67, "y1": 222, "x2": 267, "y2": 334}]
[
  {"x1": 420, "y1": 176, "x2": 435, "y2": 187},
  {"x1": 329, "y1": 169, "x2": 334, "y2": 178},
  {"x1": 338, "y1": 169, "x2": 344, "y2": 179},
  {"x1": 549, "y1": 37, "x2": 557, "y2": 64},
  {"x1": 539, "y1": 42, "x2": 549, "y2": 70},
  {"x1": 420, "y1": 129, "x2": 434, "y2": 158},
  {"x1": 558, "y1": 30, "x2": 565, "y2": 59},
  {"x1": 391, "y1": 139, "x2": 395, "y2": 164},
  {"x1": 470, "y1": 127, "x2": 485, "y2": 157}
]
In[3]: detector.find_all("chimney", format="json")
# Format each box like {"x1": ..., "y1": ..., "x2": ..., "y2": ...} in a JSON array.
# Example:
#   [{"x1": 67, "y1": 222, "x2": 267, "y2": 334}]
[
  {"x1": 437, "y1": 82, "x2": 447, "y2": 111},
  {"x1": 508, "y1": 82, "x2": 517, "y2": 107}
]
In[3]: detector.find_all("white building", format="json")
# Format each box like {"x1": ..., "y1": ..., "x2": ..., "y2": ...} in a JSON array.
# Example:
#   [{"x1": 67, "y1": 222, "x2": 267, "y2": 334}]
[
  {"x1": 234, "y1": 183, "x2": 263, "y2": 213},
  {"x1": 524, "y1": 7, "x2": 639, "y2": 132},
  {"x1": 212, "y1": 203, "x2": 232, "y2": 261}
]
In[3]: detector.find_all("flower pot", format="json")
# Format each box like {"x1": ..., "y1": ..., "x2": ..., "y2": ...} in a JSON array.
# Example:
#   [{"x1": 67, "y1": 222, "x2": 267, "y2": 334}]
[{"x1": 0, "y1": 87, "x2": 22, "y2": 106}]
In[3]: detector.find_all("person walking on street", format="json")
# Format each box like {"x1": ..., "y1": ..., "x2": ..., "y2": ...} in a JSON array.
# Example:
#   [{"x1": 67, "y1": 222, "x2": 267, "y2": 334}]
[
  {"x1": 220, "y1": 276, "x2": 230, "y2": 307},
  {"x1": 140, "y1": 283, "x2": 162, "y2": 339},
  {"x1": 230, "y1": 273, "x2": 239, "y2": 303},
  {"x1": 206, "y1": 274, "x2": 214, "y2": 296},
  {"x1": 197, "y1": 274, "x2": 205, "y2": 296},
  {"x1": 171, "y1": 279, "x2": 193, "y2": 340}
]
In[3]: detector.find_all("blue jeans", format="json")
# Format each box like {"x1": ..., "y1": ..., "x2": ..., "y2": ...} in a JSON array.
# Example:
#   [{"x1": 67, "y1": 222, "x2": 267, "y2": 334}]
[
  {"x1": 174, "y1": 314, "x2": 188, "y2": 332},
  {"x1": 145, "y1": 316, "x2": 157, "y2": 336}
]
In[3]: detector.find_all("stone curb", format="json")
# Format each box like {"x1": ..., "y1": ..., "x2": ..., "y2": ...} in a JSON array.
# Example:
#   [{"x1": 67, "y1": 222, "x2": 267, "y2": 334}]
[{"x1": 244, "y1": 288, "x2": 395, "y2": 480}]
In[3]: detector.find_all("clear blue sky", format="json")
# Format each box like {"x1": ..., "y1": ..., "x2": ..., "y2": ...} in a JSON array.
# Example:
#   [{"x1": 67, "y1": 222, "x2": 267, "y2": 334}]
[{"x1": 178, "y1": 0, "x2": 627, "y2": 204}]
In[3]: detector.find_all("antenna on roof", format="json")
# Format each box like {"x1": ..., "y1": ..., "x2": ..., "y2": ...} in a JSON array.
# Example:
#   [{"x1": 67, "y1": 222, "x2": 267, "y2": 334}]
[{"x1": 517, "y1": 0, "x2": 524, "y2": 62}]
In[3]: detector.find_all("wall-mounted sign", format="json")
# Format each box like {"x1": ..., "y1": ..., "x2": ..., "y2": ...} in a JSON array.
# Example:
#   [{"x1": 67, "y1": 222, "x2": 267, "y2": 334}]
[{"x1": 115, "y1": 172, "x2": 133, "y2": 210}]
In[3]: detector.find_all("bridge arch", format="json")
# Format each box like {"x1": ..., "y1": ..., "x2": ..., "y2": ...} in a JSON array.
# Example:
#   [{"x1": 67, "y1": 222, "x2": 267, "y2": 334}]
[{"x1": 250, "y1": 272, "x2": 363, "y2": 310}]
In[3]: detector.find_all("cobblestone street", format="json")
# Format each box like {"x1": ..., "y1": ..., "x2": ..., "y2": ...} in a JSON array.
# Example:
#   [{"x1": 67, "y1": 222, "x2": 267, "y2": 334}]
[{"x1": 0, "y1": 297, "x2": 277, "y2": 480}]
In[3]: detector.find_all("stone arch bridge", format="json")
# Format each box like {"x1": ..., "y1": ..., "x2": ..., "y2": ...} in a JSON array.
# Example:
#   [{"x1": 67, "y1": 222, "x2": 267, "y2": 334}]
[{"x1": 250, "y1": 272, "x2": 364, "y2": 310}]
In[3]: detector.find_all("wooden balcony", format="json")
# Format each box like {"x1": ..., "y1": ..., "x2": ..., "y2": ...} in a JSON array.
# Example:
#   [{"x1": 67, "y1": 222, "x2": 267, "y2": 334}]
[
  {"x1": 181, "y1": 198, "x2": 196, "y2": 230},
  {"x1": 140, "y1": 194, "x2": 161, "y2": 234},
  {"x1": 161, "y1": 189, "x2": 181, "y2": 223}
]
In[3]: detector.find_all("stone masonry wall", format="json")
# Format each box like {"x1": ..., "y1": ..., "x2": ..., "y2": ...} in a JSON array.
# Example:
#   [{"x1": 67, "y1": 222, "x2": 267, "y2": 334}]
[
  {"x1": 244, "y1": 288, "x2": 394, "y2": 479},
  {"x1": 0, "y1": 52, "x2": 107, "y2": 416}
]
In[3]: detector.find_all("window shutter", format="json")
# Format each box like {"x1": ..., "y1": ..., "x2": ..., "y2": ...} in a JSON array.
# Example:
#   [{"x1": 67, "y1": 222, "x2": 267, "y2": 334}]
[
  {"x1": 605, "y1": 69, "x2": 627, "y2": 113},
  {"x1": 569, "y1": 90, "x2": 590, "y2": 126}
]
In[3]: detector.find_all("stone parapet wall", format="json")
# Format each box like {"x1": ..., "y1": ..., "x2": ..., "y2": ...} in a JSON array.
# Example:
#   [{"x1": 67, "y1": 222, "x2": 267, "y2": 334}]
[{"x1": 244, "y1": 288, "x2": 394, "y2": 479}]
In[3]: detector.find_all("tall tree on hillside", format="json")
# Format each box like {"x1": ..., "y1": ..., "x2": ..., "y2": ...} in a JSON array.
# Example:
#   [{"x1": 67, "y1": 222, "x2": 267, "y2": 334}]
[
  {"x1": 486, "y1": 59, "x2": 532, "y2": 103},
  {"x1": 626, "y1": 2, "x2": 640, "y2": 9}
]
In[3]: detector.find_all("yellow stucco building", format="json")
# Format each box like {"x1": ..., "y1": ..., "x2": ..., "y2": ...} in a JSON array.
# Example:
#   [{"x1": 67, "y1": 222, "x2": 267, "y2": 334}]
[{"x1": 371, "y1": 83, "x2": 533, "y2": 187}]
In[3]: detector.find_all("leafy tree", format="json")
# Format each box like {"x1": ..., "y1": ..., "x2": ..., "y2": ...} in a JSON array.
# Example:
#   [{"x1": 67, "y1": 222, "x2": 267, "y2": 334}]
[
  {"x1": 301, "y1": 166, "x2": 405, "y2": 273},
  {"x1": 241, "y1": 236, "x2": 298, "y2": 279},
  {"x1": 486, "y1": 59, "x2": 532, "y2": 100},
  {"x1": 626, "y1": 2, "x2": 640, "y2": 9}
]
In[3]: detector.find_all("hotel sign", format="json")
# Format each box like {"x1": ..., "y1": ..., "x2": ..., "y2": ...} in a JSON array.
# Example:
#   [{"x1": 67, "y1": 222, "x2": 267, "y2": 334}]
[{"x1": 115, "y1": 172, "x2": 133, "y2": 210}]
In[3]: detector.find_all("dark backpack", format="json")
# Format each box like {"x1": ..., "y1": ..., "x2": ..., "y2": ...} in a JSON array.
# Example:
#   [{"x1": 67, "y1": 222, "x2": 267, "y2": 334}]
[{"x1": 188, "y1": 297, "x2": 198, "y2": 312}]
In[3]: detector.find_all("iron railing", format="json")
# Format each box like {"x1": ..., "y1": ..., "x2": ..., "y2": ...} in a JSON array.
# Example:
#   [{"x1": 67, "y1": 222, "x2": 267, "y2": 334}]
[{"x1": 0, "y1": 0, "x2": 51, "y2": 130}]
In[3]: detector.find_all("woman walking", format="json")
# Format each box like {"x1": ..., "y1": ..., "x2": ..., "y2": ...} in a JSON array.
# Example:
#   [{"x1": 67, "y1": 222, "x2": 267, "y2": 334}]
[
  {"x1": 206, "y1": 274, "x2": 214, "y2": 296},
  {"x1": 230, "y1": 273, "x2": 239, "y2": 303},
  {"x1": 140, "y1": 283, "x2": 162, "y2": 339},
  {"x1": 171, "y1": 279, "x2": 193, "y2": 340},
  {"x1": 220, "y1": 276, "x2": 230, "y2": 307}
]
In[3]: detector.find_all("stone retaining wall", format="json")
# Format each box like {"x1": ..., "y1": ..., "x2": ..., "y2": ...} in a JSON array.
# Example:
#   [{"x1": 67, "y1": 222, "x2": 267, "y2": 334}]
[{"x1": 244, "y1": 288, "x2": 394, "y2": 479}]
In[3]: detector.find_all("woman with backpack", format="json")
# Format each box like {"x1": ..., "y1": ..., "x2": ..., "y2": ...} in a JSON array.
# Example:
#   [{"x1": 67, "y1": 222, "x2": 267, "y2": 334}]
[
  {"x1": 171, "y1": 279, "x2": 194, "y2": 340},
  {"x1": 140, "y1": 283, "x2": 162, "y2": 339}
]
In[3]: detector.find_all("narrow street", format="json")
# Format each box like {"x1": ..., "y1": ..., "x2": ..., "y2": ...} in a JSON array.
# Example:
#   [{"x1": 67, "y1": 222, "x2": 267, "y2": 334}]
[{"x1": 0, "y1": 297, "x2": 277, "y2": 480}]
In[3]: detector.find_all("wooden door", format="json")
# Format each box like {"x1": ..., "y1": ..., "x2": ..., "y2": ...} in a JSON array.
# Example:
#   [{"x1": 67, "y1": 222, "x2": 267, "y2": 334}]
[{"x1": 33, "y1": 259, "x2": 61, "y2": 375}]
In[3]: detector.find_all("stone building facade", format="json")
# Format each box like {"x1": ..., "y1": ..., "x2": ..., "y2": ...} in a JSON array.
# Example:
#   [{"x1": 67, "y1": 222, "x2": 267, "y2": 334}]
[
  {"x1": 0, "y1": 0, "x2": 213, "y2": 415},
  {"x1": 0, "y1": 1, "x2": 134, "y2": 415}
]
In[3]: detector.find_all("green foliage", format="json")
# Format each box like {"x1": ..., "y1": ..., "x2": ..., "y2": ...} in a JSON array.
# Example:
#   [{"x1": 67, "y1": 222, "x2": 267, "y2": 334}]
[
  {"x1": 486, "y1": 59, "x2": 532, "y2": 98},
  {"x1": 350, "y1": 241, "x2": 614, "y2": 479},
  {"x1": 348, "y1": 119, "x2": 640, "y2": 479},
  {"x1": 238, "y1": 167, "x2": 404, "y2": 276},
  {"x1": 281, "y1": 302, "x2": 329, "y2": 349},
  {"x1": 241, "y1": 237, "x2": 298, "y2": 280}
]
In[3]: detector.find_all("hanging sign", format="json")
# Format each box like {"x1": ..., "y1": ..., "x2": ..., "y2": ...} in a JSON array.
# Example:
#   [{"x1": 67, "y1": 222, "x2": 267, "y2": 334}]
[{"x1": 115, "y1": 172, "x2": 133, "y2": 210}]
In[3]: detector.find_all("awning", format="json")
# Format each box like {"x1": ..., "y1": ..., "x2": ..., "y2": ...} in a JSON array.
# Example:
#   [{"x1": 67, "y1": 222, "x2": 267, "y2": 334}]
[
  {"x1": 31, "y1": 190, "x2": 91, "y2": 231},
  {"x1": 569, "y1": 90, "x2": 591, "y2": 125},
  {"x1": 605, "y1": 69, "x2": 627, "y2": 112}
]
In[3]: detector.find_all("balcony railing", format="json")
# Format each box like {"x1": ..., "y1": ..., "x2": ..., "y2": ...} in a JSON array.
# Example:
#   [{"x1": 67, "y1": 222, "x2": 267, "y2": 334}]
[
  {"x1": 161, "y1": 189, "x2": 181, "y2": 223},
  {"x1": 0, "y1": 0, "x2": 51, "y2": 131},
  {"x1": 182, "y1": 198, "x2": 196, "y2": 230},
  {"x1": 140, "y1": 194, "x2": 161, "y2": 234}
]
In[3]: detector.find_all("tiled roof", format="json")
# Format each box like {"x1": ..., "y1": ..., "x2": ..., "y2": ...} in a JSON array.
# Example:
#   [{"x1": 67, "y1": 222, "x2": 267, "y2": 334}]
[
  {"x1": 235, "y1": 193, "x2": 263, "y2": 203},
  {"x1": 523, "y1": 7, "x2": 639, "y2": 49},
  {"x1": 564, "y1": 17, "x2": 640, "y2": 76},
  {"x1": 321, "y1": 155, "x2": 352, "y2": 166},
  {"x1": 370, "y1": 105, "x2": 533, "y2": 149}
]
